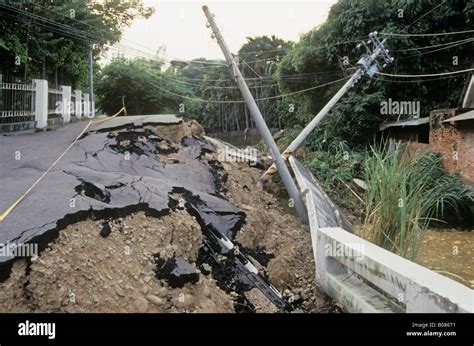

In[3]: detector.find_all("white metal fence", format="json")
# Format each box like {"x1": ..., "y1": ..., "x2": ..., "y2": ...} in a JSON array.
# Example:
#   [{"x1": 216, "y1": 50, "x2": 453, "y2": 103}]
[
  {"x1": 0, "y1": 76, "x2": 35, "y2": 131},
  {"x1": 0, "y1": 74, "x2": 92, "y2": 132}
]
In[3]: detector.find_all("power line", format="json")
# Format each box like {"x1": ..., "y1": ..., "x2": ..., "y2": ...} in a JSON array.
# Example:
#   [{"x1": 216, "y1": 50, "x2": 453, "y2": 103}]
[
  {"x1": 159, "y1": 65, "x2": 345, "y2": 83},
  {"x1": 18, "y1": 1, "x2": 296, "y2": 71},
  {"x1": 401, "y1": 39, "x2": 474, "y2": 58},
  {"x1": 240, "y1": 58, "x2": 261, "y2": 79},
  {"x1": 8, "y1": 0, "x2": 471, "y2": 88},
  {"x1": 0, "y1": 2, "x2": 182, "y2": 67},
  {"x1": 157, "y1": 72, "x2": 281, "y2": 90},
  {"x1": 404, "y1": 0, "x2": 448, "y2": 30},
  {"x1": 236, "y1": 35, "x2": 474, "y2": 66},
  {"x1": 1, "y1": 4, "x2": 241, "y2": 86},
  {"x1": 373, "y1": 74, "x2": 465, "y2": 83},
  {"x1": 393, "y1": 38, "x2": 474, "y2": 52},
  {"x1": 0, "y1": 4, "x2": 102, "y2": 42},
  {"x1": 381, "y1": 29, "x2": 474, "y2": 37},
  {"x1": 145, "y1": 71, "x2": 351, "y2": 104},
  {"x1": 238, "y1": 38, "x2": 364, "y2": 56},
  {"x1": 375, "y1": 67, "x2": 474, "y2": 78},
  {"x1": 24, "y1": 0, "x2": 155, "y2": 52},
  {"x1": 155, "y1": 66, "x2": 346, "y2": 88},
  {"x1": 1, "y1": 3, "x2": 233, "y2": 79}
]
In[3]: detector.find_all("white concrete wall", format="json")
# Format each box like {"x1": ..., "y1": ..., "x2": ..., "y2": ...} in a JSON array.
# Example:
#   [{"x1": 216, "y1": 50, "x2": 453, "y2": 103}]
[
  {"x1": 83, "y1": 93, "x2": 90, "y2": 118},
  {"x1": 317, "y1": 227, "x2": 473, "y2": 313},
  {"x1": 33, "y1": 79, "x2": 48, "y2": 129},
  {"x1": 74, "y1": 90, "x2": 82, "y2": 119},
  {"x1": 61, "y1": 85, "x2": 71, "y2": 123},
  {"x1": 289, "y1": 155, "x2": 474, "y2": 313}
]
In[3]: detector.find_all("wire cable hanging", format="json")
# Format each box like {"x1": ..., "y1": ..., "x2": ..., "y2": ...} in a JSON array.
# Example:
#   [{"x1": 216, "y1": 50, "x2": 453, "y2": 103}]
[{"x1": 375, "y1": 67, "x2": 474, "y2": 78}]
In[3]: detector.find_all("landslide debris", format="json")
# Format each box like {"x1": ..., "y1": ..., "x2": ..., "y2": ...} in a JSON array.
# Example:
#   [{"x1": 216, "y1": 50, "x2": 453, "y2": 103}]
[{"x1": 0, "y1": 118, "x2": 330, "y2": 313}]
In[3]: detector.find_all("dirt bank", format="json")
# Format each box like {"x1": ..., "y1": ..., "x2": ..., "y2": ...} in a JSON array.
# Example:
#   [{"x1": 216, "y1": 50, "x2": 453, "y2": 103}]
[{"x1": 0, "y1": 119, "x2": 328, "y2": 313}]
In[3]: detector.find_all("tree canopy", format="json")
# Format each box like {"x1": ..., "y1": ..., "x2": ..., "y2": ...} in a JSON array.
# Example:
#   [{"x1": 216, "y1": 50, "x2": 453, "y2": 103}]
[
  {"x1": 93, "y1": 0, "x2": 473, "y2": 148},
  {"x1": 277, "y1": 0, "x2": 474, "y2": 147},
  {"x1": 95, "y1": 58, "x2": 178, "y2": 115},
  {"x1": 0, "y1": 0, "x2": 153, "y2": 88}
]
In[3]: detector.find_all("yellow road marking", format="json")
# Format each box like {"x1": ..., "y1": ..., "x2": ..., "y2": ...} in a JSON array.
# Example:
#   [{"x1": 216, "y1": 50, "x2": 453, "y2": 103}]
[{"x1": 0, "y1": 107, "x2": 126, "y2": 222}]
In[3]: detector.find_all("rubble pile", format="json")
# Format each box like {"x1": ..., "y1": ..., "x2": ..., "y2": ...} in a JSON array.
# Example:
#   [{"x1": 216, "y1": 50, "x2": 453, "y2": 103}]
[{"x1": 0, "y1": 116, "x2": 330, "y2": 313}]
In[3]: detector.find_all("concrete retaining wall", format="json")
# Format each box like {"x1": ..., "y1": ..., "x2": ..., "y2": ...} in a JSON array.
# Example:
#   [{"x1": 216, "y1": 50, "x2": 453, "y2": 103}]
[{"x1": 289, "y1": 155, "x2": 474, "y2": 313}]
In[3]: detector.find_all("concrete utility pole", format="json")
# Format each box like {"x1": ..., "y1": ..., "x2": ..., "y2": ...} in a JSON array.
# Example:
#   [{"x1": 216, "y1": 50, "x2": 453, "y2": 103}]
[
  {"x1": 260, "y1": 32, "x2": 394, "y2": 184},
  {"x1": 202, "y1": 5, "x2": 308, "y2": 224},
  {"x1": 88, "y1": 45, "x2": 94, "y2": 116}
]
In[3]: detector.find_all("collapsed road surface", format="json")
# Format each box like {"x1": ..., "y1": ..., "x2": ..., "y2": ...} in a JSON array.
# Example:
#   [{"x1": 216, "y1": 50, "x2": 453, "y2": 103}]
[{"x1": 0, "y1": 115, "x2": 330, "y2": 312}]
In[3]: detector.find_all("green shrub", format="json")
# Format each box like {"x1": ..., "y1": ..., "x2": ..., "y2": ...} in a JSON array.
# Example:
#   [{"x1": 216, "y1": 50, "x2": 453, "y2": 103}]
[
  {"x1": 303, "y1": 140, "x2": 365, "y2": 212},
  {"x1": 363, "y1": 142, "x2": 474, "y2": 260}
]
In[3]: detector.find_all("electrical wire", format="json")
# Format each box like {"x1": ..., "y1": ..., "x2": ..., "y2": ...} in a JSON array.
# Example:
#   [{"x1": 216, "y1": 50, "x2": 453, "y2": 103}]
[
  {"x1": 403, "y1": 0, "x2": 448, "y2": 31},
  {"x1": 401, "y1": 39, "x2": 474, "y2": 58},
  {"x1": 157, "y1": 72, "x2": 281, "y2": 90},
  {"x1": 145, "y1": 71, "x2": 351, "y2": 104},
  {"x1": 375, "y1": 67, "x2": 474, "y2": 78},
  {"x1": 373, "y1": 74, "x2": 465, "y2": 83},
  {"x1": 381, "y1": 29, "x2": 474, "y2": 37},
  {"x1": 393, "y1": 38, "x2": 474, "y2": 52}
]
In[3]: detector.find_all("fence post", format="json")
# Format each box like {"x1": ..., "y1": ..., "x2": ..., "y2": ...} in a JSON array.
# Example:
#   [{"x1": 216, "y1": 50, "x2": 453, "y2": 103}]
[
  {"x1": 61, "y1": 85, "x2": 71, "y2": 123},
  {"x1": 74, "y1": 90, "x2": 82, "y2": 119},
  {"x1": 33, "y1": 79, "x2": 48, "y2": 129},
  {"x1": 83, "y1": 93, "x2": 90, "y2": 118}
]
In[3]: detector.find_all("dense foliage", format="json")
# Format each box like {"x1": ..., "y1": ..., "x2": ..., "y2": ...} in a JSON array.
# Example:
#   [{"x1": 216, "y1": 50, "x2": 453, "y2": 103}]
[
  {"x1": 278, "y1": 0, "x2": 474, "y2": 147},
  {"x1": 180, "y1": 35, "x2": 294, "y2": 132},
  {"x1": 95, "y1": 58, "x2": 178, "y2": 115},
  {"x1": 0, "y1": 0, "x2": 153, "y2": 88}
]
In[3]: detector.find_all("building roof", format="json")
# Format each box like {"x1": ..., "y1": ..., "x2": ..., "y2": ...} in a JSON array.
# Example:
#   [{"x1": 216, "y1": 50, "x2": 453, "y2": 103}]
[
  {"x1": 379, "y1": 117, "x2": 429, "y2": 131},
  {"x1": 441, "y1": 110, "x2": 474, "y2": 123}
]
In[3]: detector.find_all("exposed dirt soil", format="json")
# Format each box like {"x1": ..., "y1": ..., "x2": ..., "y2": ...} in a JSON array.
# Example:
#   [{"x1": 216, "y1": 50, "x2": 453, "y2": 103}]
[
  {"x1": 215, "y1": 156, "x2": 328, "y2": 312},
  {"x1": 0, "y1": 120, "x2": 329, "y2": 313},
  {"x1": 0, "y1": 211, "x2": 233, "y2": 313}
]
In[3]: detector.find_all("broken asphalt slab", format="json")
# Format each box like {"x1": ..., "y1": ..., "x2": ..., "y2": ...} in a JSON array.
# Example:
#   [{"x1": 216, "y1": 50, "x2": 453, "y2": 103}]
[
  {"x1": 0, "y1": 115, "x2": 297, "y2": 311},
  {"x1": 0, "y1": 115, "x2": 241, "y2": 265}
]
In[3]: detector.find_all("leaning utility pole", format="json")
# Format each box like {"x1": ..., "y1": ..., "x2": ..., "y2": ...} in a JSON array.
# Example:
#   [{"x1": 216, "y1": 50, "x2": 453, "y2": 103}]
[
  {"x1": 259, "y1": 32, "x2": 394, "y2": 184},
  {"x1": 202, "y1": 5, "x2": 308, "y2": 224},
  {"x1": 88, "y1": 44, "x2": 94, "y2": 116}
]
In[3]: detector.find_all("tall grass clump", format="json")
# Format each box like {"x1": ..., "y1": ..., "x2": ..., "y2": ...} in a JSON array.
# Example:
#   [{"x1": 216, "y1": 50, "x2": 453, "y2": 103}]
[
  {"x1": 303, "y1": 140, "x2": 365, "y2": 212},
  {"x1": 363, "y1": 142, "x2": 474, "y2": 261}
]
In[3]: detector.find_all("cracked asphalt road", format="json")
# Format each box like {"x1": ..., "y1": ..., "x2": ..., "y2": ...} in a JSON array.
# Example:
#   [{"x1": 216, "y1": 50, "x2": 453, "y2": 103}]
[
  {"x1": 0, "y1": 115, "x2": 242, "y2": 263},
  {"x1": 0, "y1": 115, "x2": 331, "y2": 312}
]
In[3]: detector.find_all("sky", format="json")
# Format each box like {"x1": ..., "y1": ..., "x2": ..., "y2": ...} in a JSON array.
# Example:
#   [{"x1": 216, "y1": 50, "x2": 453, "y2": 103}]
[{"x1": 111, "y1": 0, "x2": 337, "y2": 63}]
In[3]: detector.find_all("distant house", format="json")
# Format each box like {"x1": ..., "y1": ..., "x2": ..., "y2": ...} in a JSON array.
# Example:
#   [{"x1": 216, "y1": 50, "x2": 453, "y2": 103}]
[
  {"x1": 379, "y1": 117, "x2": 430, "y2": 144},
  {"x1": 379, "y1": 75, "x2": 474, "y2": 183}
]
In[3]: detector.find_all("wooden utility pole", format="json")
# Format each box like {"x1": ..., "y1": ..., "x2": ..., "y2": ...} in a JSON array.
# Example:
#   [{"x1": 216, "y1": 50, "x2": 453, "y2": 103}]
[{"x1": 202, "y1": 5, "x2": 308, "y2": 224}]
